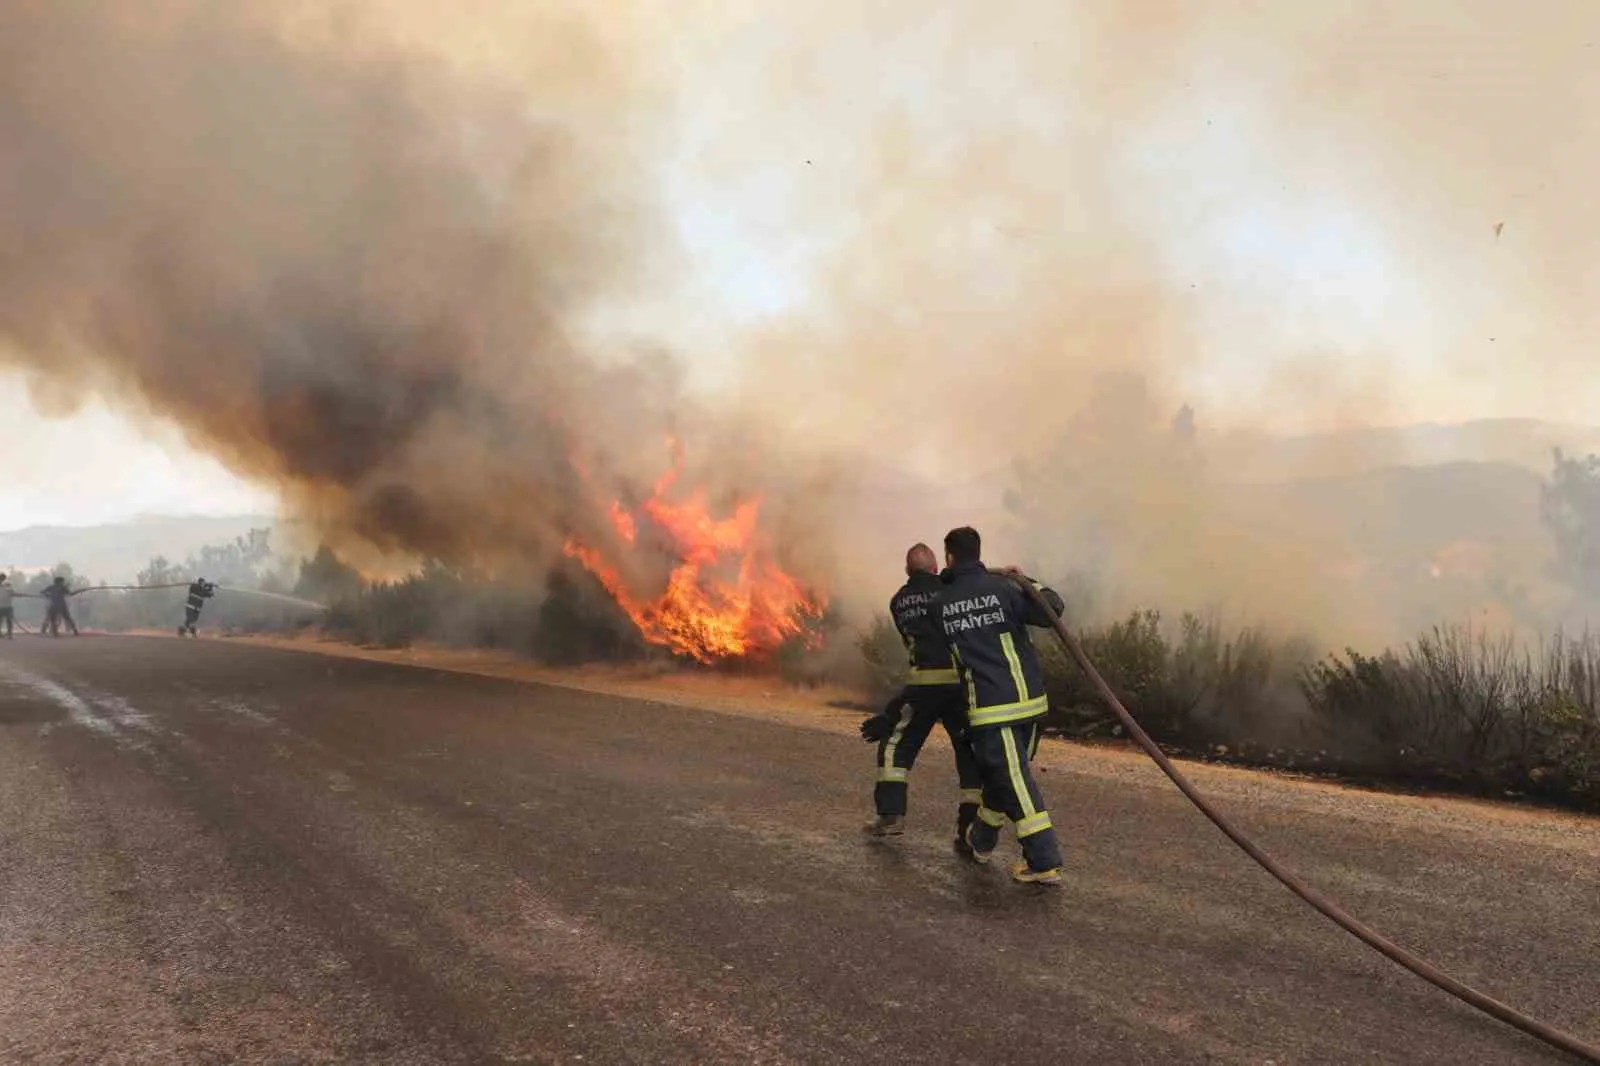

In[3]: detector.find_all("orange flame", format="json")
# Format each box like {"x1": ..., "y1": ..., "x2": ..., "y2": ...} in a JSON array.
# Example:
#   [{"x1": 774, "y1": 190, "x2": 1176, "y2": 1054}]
[
  {"x1": 563, "y1": 444, "x2": 826, "y2": 664},
  {"x1": 609, "y1": 500, "x2": 637, "y2": 545}
]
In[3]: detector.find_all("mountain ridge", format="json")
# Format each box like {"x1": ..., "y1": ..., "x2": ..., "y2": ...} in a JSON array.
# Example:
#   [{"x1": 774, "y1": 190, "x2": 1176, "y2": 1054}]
[
  {"x1": 11, "y1": 419, "x2": 1600, "y2": 584},
  {"x1": 0, "y1": 513, "x2": 289, "y2": 583}
]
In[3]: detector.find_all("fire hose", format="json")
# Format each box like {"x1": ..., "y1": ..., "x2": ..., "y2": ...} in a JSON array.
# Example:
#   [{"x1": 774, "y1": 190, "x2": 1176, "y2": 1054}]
[
  {"x1": 14, "y1": 583, "x2": 328, "y2": 619},
  {"x1": 73, "y1": 584, "x2": 327, "y2": 611},
  {"x1": 1004, "y1": 575, "x2": 1600, "y2": 1065}
]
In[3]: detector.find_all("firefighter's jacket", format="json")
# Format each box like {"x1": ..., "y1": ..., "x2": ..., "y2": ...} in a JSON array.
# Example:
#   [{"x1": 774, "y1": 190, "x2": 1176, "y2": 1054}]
[
  {"x1": 889, "y1": 570, "x2": 959, "y2": 686},
  {"x1": 931, "y1": 561, "x2": 1064, "y2": 730},
  {"x1": 187, "y1": 582, "x2": 215, "y2": 612}
]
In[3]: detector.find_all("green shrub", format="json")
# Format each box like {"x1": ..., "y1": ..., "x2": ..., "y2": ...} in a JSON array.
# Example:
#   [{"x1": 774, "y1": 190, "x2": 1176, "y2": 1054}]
[
  {"x1": 322, "y1": 564, "x2": 563, "y2": 655},
  {"x1": 1037, "y1": 609, "x2": 1308, "y2": 745},
  {"x1": 1299, "y1": 625, "x2": 1600, "y2": 805}
]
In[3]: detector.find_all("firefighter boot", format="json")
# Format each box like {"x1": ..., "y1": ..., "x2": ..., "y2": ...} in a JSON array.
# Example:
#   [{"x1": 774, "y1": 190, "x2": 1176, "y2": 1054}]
[
  {"x1": 1012, "y1": 861, "x2": 1063, "y2": 886},
  {"x1": 863, "y1": 814, "x2": 905, "y2": 837},
  {"x1": 952, "y1": 798, "x2": 980, "y2": 856},
  {"x1": 962, "y1": 804, "x2": 1007, "y2": 865},
  {"x1": 1013, "y1": 817, "x2": 1064, "y2": 885},
  {"x1": 962, "y1": 821, "x2": 995, "y2": 864}
]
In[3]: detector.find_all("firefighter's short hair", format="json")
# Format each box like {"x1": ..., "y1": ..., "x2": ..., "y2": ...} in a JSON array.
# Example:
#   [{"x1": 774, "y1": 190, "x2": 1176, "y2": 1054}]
[{"x1": 943, "y1": 526, "x2": 981, "y2": 565}]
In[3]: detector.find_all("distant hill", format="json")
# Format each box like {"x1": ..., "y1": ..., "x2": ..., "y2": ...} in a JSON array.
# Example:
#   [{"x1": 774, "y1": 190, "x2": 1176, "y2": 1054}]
[
  {"x1": 1207, "y1": 418, "x2": 1600, "y2": 483},
  {"x1": 0, "y1": 514, "x2": 283, "y2": 583}
]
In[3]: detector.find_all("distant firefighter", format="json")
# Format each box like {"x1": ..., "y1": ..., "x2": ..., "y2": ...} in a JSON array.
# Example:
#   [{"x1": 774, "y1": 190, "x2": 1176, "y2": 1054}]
[
  {"x1": 0, "y1": 574, "x2": 13, "y2": 639},
  {"x1": 42, "y1": 576, "x2": 80, "y2": 637},
  {"x1": 181, "y1": 578, "x2": 216, "y2": 637}
]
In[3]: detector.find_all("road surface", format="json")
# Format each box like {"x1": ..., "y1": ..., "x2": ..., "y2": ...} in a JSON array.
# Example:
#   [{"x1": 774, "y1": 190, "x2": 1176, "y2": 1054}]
[{"x1": 0, "y1": 638, "x2": 1595, "y2": 1065}]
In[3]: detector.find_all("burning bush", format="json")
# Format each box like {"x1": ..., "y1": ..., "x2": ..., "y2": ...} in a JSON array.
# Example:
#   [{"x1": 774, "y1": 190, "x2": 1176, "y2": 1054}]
[
  {"x1": 287, "y1": 434, "x2": 834, "y2": 670},
  {"x1": 561, "y1": 438, "x2": 829, "y2": 666}
]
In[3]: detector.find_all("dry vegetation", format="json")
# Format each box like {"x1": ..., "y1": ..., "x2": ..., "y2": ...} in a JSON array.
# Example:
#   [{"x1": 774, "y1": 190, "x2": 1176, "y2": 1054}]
[{"x1": 861, "y1": 609, "x2": 1600, "y2": 811}]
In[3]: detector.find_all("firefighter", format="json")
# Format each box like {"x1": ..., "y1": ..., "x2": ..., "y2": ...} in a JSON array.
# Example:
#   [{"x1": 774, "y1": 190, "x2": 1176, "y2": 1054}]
[
  {"x1": 180, "y1": 577, "x2": 216, "y2": 637},
  {"x1": 42, "y1": 576, "x2": 80, "y2": 637},
  {"x1": 930, "y1": 526, "x2": 1066, "y2": 885},
  {"x1": 0, "y1": 574, "x2": 13, "y2": 639},
  {"x1": 860, "y1": 543, "x2": 985, "y2": 851}
]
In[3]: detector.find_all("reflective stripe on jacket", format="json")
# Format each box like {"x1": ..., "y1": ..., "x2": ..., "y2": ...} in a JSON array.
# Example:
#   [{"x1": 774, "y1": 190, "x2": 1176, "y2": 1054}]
[
  {"x1": 889, "y1": 570, "x2": 960, "y2": 686},
  {"x1": 931, "y1": 562, "x2": 1063, "y2": 729}
]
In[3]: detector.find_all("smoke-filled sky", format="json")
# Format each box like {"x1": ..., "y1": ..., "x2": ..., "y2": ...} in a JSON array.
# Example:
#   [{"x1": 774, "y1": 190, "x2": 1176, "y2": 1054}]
[{"x1": 4, "y1": 0, "x2": 1600, "y2": 640}]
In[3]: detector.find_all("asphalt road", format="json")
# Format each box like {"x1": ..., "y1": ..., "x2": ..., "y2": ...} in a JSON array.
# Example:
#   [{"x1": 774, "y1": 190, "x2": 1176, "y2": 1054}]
[{"x1": 0, "y1": 638, "x2": 1595, "y2": 1065}]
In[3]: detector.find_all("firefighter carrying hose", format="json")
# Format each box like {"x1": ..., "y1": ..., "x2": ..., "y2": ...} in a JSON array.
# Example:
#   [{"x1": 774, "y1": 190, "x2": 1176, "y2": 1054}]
[
  {"x1": 42, "y1": 576, "x2": 81, "y2": 637},
  {"x1": 860, "y1": 543, "x2": 984, "y2": 851},
  {"x1": 180, "y1": 577, "x2": 216, "y2": 637},
  {"x1": 931, "y1": 526, "x2": 1066, "y2": 885}
]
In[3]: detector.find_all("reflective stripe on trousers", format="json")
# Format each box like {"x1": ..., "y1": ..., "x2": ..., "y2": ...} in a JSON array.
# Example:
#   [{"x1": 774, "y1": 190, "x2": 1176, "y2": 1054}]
[
  {"x1": 966, "y1": 720, "x2": 1062, "y2": 872},
  {"x1": 873, "y1": 687, "x2": 983, "y2": 818}
]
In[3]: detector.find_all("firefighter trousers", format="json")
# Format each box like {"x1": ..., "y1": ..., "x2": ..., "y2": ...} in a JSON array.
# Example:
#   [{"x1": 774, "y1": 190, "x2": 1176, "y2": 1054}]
[
  {"x1": 875, "y1": 685, "x2": 983, "y2": 832},
  {"x1": 967, "y1": 720, "x2": 1063, "y2": 873},
  {"x1": 45, "y1": 606, "x2": 78, "y2": 636}
]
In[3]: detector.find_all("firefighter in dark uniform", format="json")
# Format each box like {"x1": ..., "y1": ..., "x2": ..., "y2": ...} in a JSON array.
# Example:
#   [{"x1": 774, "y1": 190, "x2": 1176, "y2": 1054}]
[
  {"x1": 860, "y1": 544, "x2": 984, "y2": 850},
  {"x1": 181, "y1": 578, "x2": 216, "y2": 636},
  {"x1": 42, "y1": 576, "x2": 80, "y2": 637},
  {"x1": 930, "y1": 526, "x2": 1066, "y2": 885}
]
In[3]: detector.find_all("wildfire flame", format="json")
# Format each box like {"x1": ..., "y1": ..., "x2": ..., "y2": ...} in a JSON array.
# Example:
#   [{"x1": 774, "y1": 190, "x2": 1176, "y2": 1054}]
[{"x1": 563, "y1": 441, "x2": 826, "y2": 664}]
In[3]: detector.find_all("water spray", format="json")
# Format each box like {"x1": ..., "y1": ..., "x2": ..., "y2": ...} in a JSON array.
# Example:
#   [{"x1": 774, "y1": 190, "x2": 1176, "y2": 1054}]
[
  {"x1": 60, "y1": 582, "x2": 327, "y2": 612},
  {"x1": 214, "y1": 587, "x2": 329, "y2": 613},
  {"x1": 1002, "y1": 573, "x2": 1599, "y2": 1063}
]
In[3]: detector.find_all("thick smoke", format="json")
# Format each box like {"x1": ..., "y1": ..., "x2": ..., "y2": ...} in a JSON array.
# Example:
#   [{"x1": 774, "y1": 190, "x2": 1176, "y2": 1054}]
[
  {"x1": 6, "y1": 1, "x2": 1600, "y2": 651},
  {"x1": 0, "y1": 0, "x2": 780, "y2": 596},
  {"x1": 676, "y1": 0, "x2": 1600, "y2": 644}
]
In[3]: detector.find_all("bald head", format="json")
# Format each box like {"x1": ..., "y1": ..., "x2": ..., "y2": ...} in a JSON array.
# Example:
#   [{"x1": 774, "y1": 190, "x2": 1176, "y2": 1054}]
[{"x1": 905, "y1": 542, "x2": 938, "y2": 577}]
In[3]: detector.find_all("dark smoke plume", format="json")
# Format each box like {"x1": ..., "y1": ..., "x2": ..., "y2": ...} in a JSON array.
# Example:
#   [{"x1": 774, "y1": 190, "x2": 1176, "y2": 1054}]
[{"x1": 0, "y1": 0, "x2": 787, "y2": 593}]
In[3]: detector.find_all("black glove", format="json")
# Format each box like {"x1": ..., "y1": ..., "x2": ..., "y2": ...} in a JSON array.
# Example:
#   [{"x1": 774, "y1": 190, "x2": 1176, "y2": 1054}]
[{"x1": 860, "y1": 714, "x2": 895, "y2": 743}]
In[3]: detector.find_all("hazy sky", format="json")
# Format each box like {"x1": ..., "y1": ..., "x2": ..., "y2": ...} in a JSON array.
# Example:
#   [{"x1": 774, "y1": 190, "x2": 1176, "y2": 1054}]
[{"x1": 0, "y1": 388, "x2": 278, "y2": 530}]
